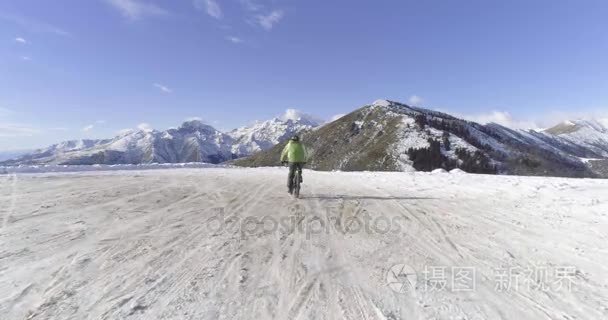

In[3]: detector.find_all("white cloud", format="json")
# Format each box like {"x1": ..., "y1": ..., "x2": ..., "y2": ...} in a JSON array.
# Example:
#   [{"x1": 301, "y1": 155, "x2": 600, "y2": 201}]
[
  {"x1": 0, "y1": 13, "x2": 70, "y2": 36},
  {"x1": 194, "y1": 0, "x2": 222, "y2": 19},
  {"x1": 15, "y1": 37, "x2": 27, "y2": 44},
  {"x1": 117, "y1": 128, "x2": 134, "y2": 135},
  {"x1": 185, "y1": 116, "x2": 203, "y2": 121},
  {"x1": 330, "y1": 114, "x2": 346, "y2": 122},
  {"x1": 280, "y1": 109, "x2": 323, "y2": 125},
  {"x1": 408, "y1": 95, "x2": 424, "y2": 106},
  {"x1": 104, "y1": 0, "x2": 169, "y2": 20},
  {"x1": 0, "y1": 123, "x2": 40, "y2": 137},
  {"x1": 0, "y1": 107, "x2": 12, "y2": 117},
  {"x1": 226, "y1": 36, "x2": 243, "y2": 44},
  {"x1": 445, "y1": 106, "x2": 608, "y2": 131},
  {"x1": 137, "y1": 123, "x2": 153, "y2": 131},
  {"x1": 0, "y1": 108, "x2": 41, "y2": 137},
  {"x1": 531, "y1": 110, "x2": 608, "y2": 129},
  {"x1": 21, "y1": 56, "x2": 31, "y2": 61},
  {"x1": 462, "y1": 111, "x2": 539, "y2": 130},
  {"x1": 153, "y1": 83, "x2": 172, "y2": 93},
  {"x1": 281, "y1": 109, "x2": 304, "y2": 121},
  {"x1": 256, "y1": 10, "x2": 284, "y2": 30},
  {"x1": 240, "y1": 0, "x2": 262, "y2": 12},
  {"x1": 82, "y1": 120, "x2": 104, "y2": 132}
]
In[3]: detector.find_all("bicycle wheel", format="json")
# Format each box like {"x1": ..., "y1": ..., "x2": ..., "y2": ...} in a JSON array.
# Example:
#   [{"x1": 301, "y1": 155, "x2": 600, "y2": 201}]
[{"x1": 293, "y1": 171, "x2": 300, "y2": 198}]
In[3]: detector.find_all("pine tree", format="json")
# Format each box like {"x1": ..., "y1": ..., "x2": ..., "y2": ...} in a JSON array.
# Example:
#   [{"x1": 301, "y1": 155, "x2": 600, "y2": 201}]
[
  {"x1": 442, "y1": 131, "x2": 451, "y2": 151},
  {"x1": 414, "y1": 114, "x2": 426, "y2": 129}
]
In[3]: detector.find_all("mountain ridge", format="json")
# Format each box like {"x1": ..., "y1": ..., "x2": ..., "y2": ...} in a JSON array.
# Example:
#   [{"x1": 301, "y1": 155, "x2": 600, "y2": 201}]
[
  {"x1": 233, "y1": 100, "x2": 608, "y2": 178},
  {"x1": 0, "y1": 111, "x2": 320, "y2": 166},
  {"x1": 3, "y1": 100, "x2": 608, "y2": 178}
]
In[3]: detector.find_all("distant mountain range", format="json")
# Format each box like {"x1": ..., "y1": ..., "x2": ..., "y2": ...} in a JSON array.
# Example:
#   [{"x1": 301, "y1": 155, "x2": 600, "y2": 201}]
[
  {"x1": 228, "y1": 109, "x2": 321, "y2": 156},
  {"x1": 3, "y1": 101, "x2": 608, "y2": 178},
  {"x1": 0, "y1": 149, "x2": 34, "y2": 162},
  {"x1": 0, "y1": 110, "x2": 320, "y2": 166}
]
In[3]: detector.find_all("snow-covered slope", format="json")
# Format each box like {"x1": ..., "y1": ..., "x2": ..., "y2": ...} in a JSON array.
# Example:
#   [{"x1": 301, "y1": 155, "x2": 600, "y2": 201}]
[
  {"x1": 3, "y1": 102, "x2": 607, "y2": 178},
  {"x1": 236, "y1": 100, "x2": 603, "y2": 177},
  {"x1": 82, "y1": 120, "x2": 235, "y2": 164},
  {"x1": 0, "y1": 149, "x2": 34, "y2": 162},
  {"x1": 36, "y1": 139, "x2": 108, "y2": 154},
  {"x1": 152, "y1": 120, "x2": 235, "y2": 163},
  {"x1": 2, "y1": 121, "x2": 236, "y2": 165},
  {"x1": 543, "y1": 119, "x2": 608, "y2": 157},
  {"x1": 3, "y1": 111, "x2": 319, "y2": 166},
  {"x1": 2, "y1": 139, "x2": 111, "y2": 165},
  {"x1": 1, "y1": 168, "x2": 607, "y2": 319},
  {"x1": 229, "y1": 109, "x2": 321, "y2": 156}
]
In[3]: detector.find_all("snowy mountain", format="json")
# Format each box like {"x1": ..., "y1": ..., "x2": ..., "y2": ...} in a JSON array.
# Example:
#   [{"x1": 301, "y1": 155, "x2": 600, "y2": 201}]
[
  {"x1": 235, "y1": 99, "x2": 608, "y2": 178},
  {"x1": 1, "y1": 112, "x2": 318, "y2": 166},
  {"x1": 153, "y1": 120, "x2": 235, "y2": 163},
  {"x1": 38, "y1": 139, "x2": 111, "y2": 156},
  {"x1": 543, "y1": 119, "x2": 608, "y2": 157},
  {"x1": 229, "y1": 109, "x2": 321, "y2": 156},
  {"x1": 3, "y1": 102, "x2": 607, "y2": 178},
  {"x1": 0, "y1": 149, "x2": 34, "y2": 162},
  {"x1": 1, "y1": 120, "x2": 236, "y2": 165},
  {"x1": 2, "y1": 139, "x2": 111, "y2": 165}
]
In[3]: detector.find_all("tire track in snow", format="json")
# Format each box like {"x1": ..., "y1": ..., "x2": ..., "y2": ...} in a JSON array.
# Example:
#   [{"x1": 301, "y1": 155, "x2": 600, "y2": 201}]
[
  {"x1": 3, "y1": 169, "x2": 608, "y2": 319},
  {"x1": 193, "y1": 176, "x2": 279, "y2": 319},
  {"x1": 1, "y1": 173, "x2": 18, "y2": 230},
  {"x1": 279, "y1": 176, "x2": 392, "y2": 320}
]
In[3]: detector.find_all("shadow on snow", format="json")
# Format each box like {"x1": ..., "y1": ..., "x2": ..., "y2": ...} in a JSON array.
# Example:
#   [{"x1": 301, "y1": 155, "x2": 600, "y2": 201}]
[{"x1": 300, "y1": 195, "x2": 438, "y2": 201}]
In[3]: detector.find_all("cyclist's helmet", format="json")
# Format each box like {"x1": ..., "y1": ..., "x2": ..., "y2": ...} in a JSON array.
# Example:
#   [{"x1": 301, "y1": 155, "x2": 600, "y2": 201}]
[{"x1": 290, "y1": 135, "x2": 300, "y2": 142}]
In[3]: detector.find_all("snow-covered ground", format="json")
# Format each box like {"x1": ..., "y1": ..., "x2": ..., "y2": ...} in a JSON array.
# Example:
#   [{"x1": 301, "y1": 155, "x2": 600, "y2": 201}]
[
  {"x1": 1, "y1": 168, "x2": 607, "y2": 319},
  {"x1": 0, "y1": 163, "x2": 221, "y2": 174}
]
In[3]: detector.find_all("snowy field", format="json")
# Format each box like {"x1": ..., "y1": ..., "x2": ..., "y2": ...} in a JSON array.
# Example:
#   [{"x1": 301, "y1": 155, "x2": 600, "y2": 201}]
[
  {"x1": 1, "y1": 167, "x2": 607, "y2": 319},
  {"x1": 0, "y1": 162, "x2": 220, "y2": 174}
]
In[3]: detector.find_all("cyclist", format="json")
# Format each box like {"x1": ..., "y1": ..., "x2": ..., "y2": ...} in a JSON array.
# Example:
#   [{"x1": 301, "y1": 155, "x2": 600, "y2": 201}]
[{"x1": 280, "y1": 135, "x2": 308, "y2": 195}]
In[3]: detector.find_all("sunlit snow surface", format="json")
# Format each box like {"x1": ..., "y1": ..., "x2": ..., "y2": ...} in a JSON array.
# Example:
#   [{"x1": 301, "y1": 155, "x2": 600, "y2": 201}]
[
  {"x1": 0, "y1": 162, "x2": 221, "y2": 174},
  {"x1": 1, "y1": 167, "x2": 607, "y2": 319}
]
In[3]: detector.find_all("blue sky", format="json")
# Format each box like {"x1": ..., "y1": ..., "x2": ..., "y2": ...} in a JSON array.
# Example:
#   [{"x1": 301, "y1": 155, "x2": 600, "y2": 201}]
[{"x1": 0, "y1": 0, "x2": 607, "y2": 150}]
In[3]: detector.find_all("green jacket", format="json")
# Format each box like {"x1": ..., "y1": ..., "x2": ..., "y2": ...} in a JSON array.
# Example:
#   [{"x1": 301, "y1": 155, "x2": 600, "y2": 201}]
[{"x1": 280, "y1": 141, "x2": 307, "y2": 163}]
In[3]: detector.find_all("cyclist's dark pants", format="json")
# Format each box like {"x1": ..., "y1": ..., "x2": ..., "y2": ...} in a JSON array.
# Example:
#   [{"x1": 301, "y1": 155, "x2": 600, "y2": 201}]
[{"x1": 287, "y1": 162, "x2": 304, "y2": 192}]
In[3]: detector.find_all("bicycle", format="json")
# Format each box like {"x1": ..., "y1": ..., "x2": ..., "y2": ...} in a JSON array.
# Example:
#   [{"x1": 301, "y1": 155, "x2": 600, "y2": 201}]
[
  {"x1": 292, "y1": 166, "x2": 302, "y2": 198},
  {"x1": 284, "y1": 162, "x2": 304, "y2": 199}
]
